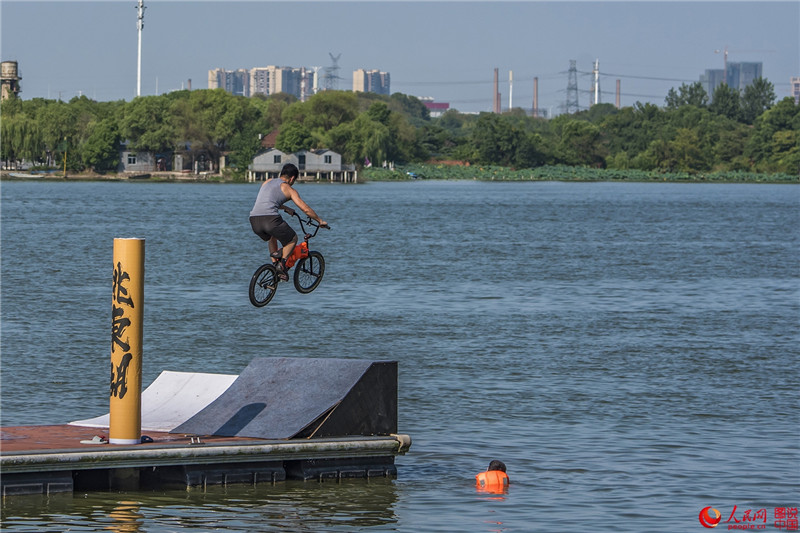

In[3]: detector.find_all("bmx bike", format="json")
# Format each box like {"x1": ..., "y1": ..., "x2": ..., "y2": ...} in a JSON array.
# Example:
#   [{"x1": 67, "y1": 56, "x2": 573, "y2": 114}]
[{"x1": 248, "y1": 212, "x2": 329, "y2": 307}]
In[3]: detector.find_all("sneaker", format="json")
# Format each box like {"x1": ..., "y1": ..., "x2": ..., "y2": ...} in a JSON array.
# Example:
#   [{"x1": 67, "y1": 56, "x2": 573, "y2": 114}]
[{"x1": 275, "y1": 260, "x2": 289, "y2": 282}]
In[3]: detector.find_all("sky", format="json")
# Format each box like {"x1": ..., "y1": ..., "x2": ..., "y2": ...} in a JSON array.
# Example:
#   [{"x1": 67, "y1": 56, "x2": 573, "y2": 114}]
[{"x1": 1, "y1": 1, "x2": 798, "y2": 115}]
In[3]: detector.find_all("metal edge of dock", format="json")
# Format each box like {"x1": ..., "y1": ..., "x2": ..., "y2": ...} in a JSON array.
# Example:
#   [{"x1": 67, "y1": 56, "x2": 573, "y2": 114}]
[
  {"x1": 1, "y1": 432, "x2": 412, "y2": 496},
  {"x1": 1, "y1": 434, "x2": 412, "y2": 474}
]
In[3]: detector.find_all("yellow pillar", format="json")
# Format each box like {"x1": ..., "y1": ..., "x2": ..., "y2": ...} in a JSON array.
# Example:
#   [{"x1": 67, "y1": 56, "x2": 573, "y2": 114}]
[{"x1": 109, "y1": 238, "x2": 145, "y2": 445}]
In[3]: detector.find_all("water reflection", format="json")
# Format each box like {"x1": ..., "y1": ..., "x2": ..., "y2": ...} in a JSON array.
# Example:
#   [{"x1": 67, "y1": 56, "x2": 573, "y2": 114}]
[
  {"x1": 1, "y1": 479, "x2": 399, "y2": 532},
  {"x1": 106, "y1": 501, "x2": 144, "y2": 533}
]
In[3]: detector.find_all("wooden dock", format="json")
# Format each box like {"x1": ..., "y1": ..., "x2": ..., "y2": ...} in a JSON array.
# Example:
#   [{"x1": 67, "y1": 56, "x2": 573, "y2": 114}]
[{"x1": 1, "y1": 424, "x2": 411, "y2": 495}]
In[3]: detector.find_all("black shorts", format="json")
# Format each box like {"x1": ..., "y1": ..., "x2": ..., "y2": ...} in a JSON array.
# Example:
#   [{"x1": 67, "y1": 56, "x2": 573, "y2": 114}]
[{"x1": 249, "y1": 215, "x2": 296, "y2": 246}]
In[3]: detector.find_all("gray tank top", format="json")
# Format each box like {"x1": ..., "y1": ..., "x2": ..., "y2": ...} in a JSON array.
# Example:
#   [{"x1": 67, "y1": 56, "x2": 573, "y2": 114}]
[{"x1": 250, "y1": 179, "x2": 289, "y2": 217}]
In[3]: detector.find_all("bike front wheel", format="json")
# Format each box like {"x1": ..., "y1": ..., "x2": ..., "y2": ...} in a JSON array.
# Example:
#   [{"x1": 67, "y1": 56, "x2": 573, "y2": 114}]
[
  {"x1": 249, "y1": 263, "x2": 279, "y2": 307},
  {"x1": 293, "y1": 251, "x2": 325, "y2": 294}
]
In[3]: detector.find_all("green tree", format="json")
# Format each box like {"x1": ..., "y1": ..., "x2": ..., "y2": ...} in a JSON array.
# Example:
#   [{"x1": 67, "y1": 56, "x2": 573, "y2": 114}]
[
  {"x1": 227, "y1": 122, "x2": 264, "y2": 179},
  {"x1": 768, "y1": 130, "x2": 800, "y2": 174},
  {"x1": 712, "y1": 124, "x2": 750, "y2": 171},
  {"x1": 740, "y1": 77, "x2": 776, "y2": 124},
  {"x1": 167, "y1": 89, "x2": 264, "y2": 168},
  {"x1": 388, "y1": 111, "x2": 424, "y2": 163},
  {"x1": 366, "y1": 101, "x2": 391, "y2": 125},
  {"x1": 468, "y1": 113, "x2": 546, "y2": 168},
  {"x1": 120, "y1": 95, "x2": 175, "y2": 152},
  {"x1": 584, "y1": 103, "x2": 618, "y2": 123},
  {"x1": 257, "y1": 92, "x2": 296, "y2": 130},
  {"x1": 388, "y1": 93, "x2": 430, "y2": 122},
  {"x1": 666, "y1": 127, "x2": 709, "y2": 171},
  {"x1": 275, "y1": 121, "x2": 314, "y2": 153},
  {"x1": 555, "y1": 119, "x2": 606, "y2": 167},
  {"x1": 0, "y1": 98, "x2": 29, "y2": 165},
  {"x1": 324, "y1": 114, "x2": 391, "y2": 165},
  {"x1": 601, "y1": 104, "x2": 664, "y2": 160},
  {"x1": 81, "y1": 118, "x2": 121, "y2": 172},
  {"x1": 304, "y1": 91, "x2": 359, "y2": 132},
  {"x1": 665, "y1": 82, "x2": 709, "y2": 109},
  {"x1": 746, "y1": 97, "x2": 800, "y2": 172},
  {"x1": 710, "y1": 84, "x2": 741, "y2": 121},
  {"x1": 470, "y1": 113, "x2": 517, "y2": 166}
]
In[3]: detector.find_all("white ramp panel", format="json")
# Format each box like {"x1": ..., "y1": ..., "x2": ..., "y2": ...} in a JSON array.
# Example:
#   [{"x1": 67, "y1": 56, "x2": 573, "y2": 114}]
[{"x1": 69, "y1": 371, "x2": 237, "y2": 432}]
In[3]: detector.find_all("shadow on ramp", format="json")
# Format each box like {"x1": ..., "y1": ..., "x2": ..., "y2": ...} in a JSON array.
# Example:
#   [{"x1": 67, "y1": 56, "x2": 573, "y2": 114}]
[{"x1": 172, "y1": 358, "x2": 397, "y2": 440}]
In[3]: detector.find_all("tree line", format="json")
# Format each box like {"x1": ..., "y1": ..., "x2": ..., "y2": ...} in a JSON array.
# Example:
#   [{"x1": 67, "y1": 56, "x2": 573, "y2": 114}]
[{"x1": 1, "y1": 78, "x2": 797, "y2": 178}]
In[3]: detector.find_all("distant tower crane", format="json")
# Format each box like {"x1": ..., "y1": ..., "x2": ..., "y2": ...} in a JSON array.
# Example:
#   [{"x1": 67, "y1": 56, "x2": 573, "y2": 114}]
[
  {"x1": 714, "y1": 45, "x2": 729, "y2": 83},
  {"x1": 136, "y1": 0, "x2": 146, "y2": 97},
  {"x1": 715, "y1": 45, "x2": 776, "y2": 85}
]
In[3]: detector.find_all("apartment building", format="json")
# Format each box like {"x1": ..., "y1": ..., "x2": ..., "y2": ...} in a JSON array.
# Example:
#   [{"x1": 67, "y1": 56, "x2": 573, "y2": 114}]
[
  {"x1": 208, "y1": 68, "x2": 250, "y2": 97},
  {"x1": 353, "y1": 69, "x2": 390, "y2": 95},
  {"x1": 209, "y1": 67, "x2": 316, "y2": 100}
]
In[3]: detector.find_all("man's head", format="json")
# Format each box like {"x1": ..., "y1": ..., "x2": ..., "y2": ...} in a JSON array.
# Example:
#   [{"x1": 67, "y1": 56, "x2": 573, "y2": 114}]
[
  {"x1": 280, "y1": 163, "x2": 299, "y2": 184},
  {"x1": 488, "y1": 460, "x2": 506, "y2": 472}
]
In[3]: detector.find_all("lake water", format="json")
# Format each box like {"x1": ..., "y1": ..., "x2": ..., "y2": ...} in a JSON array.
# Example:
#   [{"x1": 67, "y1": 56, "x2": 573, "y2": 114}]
[{"x1": 1, "y1": 179, "x2": 798, "y2": 532}]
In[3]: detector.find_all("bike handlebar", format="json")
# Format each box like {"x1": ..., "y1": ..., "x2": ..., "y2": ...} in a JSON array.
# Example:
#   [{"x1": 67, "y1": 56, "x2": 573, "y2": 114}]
[{"x1": 289, "y1": 211, "x2": 331, "y2": 237}]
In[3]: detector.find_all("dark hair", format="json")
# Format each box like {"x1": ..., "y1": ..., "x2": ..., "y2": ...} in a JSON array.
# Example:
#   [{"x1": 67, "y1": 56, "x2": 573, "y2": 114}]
[
  {"x1": 280, "y1": 163, "x2": 299, "y2": 180},
  {"x1": 488, "y1": 460, "x2": 506, "y2": 472}
]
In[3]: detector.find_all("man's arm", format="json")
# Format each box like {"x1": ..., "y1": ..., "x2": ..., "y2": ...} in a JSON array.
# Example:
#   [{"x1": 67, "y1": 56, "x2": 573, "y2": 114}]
[{"x1": 283, "y1": 184, "x2": 326, "y2": 226}]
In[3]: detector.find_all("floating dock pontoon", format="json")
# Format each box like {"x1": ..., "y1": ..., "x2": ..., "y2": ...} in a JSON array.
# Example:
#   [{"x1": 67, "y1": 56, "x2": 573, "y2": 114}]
[{"x1": 1, "y1": 358, "x2": 410, "y2": 495}]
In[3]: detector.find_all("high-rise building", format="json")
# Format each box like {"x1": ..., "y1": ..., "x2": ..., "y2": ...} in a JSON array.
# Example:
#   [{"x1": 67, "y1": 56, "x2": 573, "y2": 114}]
[
  {"x1": 353, "y1": 69, "x2": 390, "y2": 95},
  {"x1": 701, "y1": 61, "x2": 763, "y2": 99},
  {"x1": 208, "y1": 68, "x2": 225, "y2": 90},
  {"x1": 728, "y1": 62, "x2": 762, "y2": 90},
  {"x1": 211, "y1": 66, "x2": 315, "y2": 101},
  {"x1": 208, "y1": 68, "x2": 249, "y2": 96},
  {"x1": 790, "y1": 77, "x2": 800, "y2": 104},
  {"x1": 250, "y1": 67, "x2": 272, "y2": 96},
  {"x1": 274, "y1": 67, "x2": 313, "y2": 100}
]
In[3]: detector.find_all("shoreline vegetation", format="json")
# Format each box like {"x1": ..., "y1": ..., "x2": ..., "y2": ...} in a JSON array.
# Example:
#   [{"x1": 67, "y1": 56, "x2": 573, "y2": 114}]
[
  {"x1": 2, "y1": 80, "x2": 799, "y2": 184},
  {"x1": 362, "y1": 164, "x2": 799, "y2": 184},
  {"x1": 1, "y1": 164, "x2": 797, "y2": 184}
]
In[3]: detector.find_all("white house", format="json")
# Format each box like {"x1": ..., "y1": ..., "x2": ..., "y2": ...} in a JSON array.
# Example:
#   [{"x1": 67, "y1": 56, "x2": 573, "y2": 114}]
[{"x1": 248, "y1": 148, "x2": 357, "y2": 182}]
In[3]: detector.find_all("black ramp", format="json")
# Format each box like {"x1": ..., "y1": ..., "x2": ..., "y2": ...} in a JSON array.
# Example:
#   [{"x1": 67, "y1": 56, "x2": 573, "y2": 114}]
[
  {"x1": 295, "y1": 361, "x2": 397, "y2": 438},
  {"x1": 172, "y1": 358, "x2": 396, "y2": 439}
]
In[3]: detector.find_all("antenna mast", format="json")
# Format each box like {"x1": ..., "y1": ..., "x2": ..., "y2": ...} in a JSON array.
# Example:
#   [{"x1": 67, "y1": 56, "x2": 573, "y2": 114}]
[
  {"x1": 136, "y1": 0, "x2": 146, "y2": 97},
  {"x1": 592, "y1": 59, "x2": 600, "y2": 106},
  {"x1": 509, "y1": 70, "x2": 513, "y2": 111}
]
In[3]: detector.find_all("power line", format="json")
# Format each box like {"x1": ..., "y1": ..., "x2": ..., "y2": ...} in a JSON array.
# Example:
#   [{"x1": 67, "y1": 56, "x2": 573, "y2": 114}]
[
  {"x1": 393, "y1": 72, "x2": 565, "y2": 87},
  {"x1": 393, "y1": 80, "x2": 493, "y2": 86},
  {"x1": 578, "y1": 70, "x2": 695, "y2": 83}
]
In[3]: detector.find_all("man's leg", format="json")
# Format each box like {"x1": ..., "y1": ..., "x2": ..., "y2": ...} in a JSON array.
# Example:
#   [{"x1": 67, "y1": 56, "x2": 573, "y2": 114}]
[
  {"x1": 281, "y1": 235, "x2": 298, "y2": 262},
  {"x1": 268, "y1": 237, "x2": 279, "y2": 263}
]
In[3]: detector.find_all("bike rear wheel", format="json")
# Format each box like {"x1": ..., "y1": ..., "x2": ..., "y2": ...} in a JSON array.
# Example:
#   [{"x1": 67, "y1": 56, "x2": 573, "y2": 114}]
[
  {"x1": 249, "y1": 263, "x2": 279, "y2": 307},
  {"x1": 293, "y1": 251, "x2": 325, "y2": 294}
]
